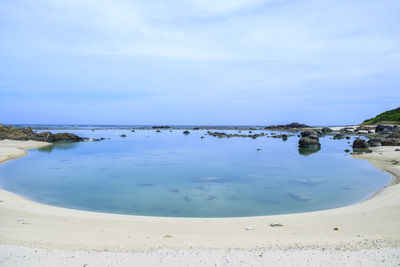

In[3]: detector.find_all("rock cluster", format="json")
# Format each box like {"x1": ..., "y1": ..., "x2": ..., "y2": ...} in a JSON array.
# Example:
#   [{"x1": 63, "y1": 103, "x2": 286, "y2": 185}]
[
  {"x1": 0, "y1": 124, "x2": 86, "y2": 142},
  {"x1": 364, "y1": 125, "x2": 400, "y2": 147}
]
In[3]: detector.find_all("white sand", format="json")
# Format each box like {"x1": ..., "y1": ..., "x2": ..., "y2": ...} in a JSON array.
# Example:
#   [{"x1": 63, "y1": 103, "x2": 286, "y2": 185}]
[{"x1": 0, "y1": 139, "x2": 399, "y2": 266}]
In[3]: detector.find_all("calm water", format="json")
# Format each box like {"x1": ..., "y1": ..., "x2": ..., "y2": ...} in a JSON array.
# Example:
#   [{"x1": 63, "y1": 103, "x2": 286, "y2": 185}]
[{"x1": 0, "y1": 129, "x2": 390, "y2": 217}]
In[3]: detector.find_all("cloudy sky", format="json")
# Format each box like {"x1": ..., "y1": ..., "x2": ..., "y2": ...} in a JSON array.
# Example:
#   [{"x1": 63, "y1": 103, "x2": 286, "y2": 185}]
[{"x1": 1, "y1": 0, "x2": 399, "y2": 125}]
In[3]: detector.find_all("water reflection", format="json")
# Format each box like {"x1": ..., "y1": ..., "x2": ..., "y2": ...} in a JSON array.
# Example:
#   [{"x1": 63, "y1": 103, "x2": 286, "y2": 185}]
[
  {"x1": 298, "y1": 147, "x2": 321, "y2": 156},
  {"x1": 38, "y1": 142, "x2": 78, "y2": 153}
]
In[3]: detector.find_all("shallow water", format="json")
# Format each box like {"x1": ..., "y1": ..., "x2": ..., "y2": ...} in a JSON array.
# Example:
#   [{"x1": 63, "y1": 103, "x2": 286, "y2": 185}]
[{"x1": 0, "y1": 129, "x2": 390, "y2": 217}]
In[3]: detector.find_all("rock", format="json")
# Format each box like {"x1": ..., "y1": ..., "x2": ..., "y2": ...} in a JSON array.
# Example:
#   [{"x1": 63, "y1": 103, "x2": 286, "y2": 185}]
[
  {"x1": 381, "y1": 138, "x2": 400, "y2": 146},
  {"x1": 368, "y1": 139, "x2": 382, "y2": 147},
  {"x1": 163, "y1": 234, "x2": 173, "y2": 238},
  {"x1": 265, "y1": 123, "x2": 311, "y2": 130},
  {"x1": 282, "y1": 134, "x2": 288, "y2": 141},
  {"x1": 375, "y1": 125, "x2": 396, "y2": 133},
  {"x1": 120, "y1": 134, "x2": 127, "y2": 137},
  {"x1": 395, "y1": 149, "x2": 400, "y2": 152},
  {"x1": 270, "y1": 223, "x2": 283, "y2": 227},
  {"x1": 340, "y1": 127, "x2": 354, "y2": 133},
  {"x1": 0, "y1": 125, "x2": 86, "y2": 142},
  {"x1": 353, "y1": 139, "x2": 369, "y2": 149},
  {"x1": 300, "y1": 130, "x2": 317, "y2": 138},
  {"x1": 298, "y1": 137, "x2": 321, "y2": 149},
  {"x1": 333, "y1": 227, "x2": 340, "y2": 231},
  {"x1": 183, "y1": 131, "x2": 190, "y2": 135},
  {"x1": 321, "y1": 127, "x2": 333, "y2": 134},
  {"x1": 152, "y1": 126, "x2": 170, "y2": 129},
  {"x1": 388, "y1": 132, "x2": 400, "y2": 138},
  {"x1": 344, "y1": 149, "x2": 350, "y2": 153},
  {"x1": 333, "y1": 134, "x2": 345, "y2": 140}
]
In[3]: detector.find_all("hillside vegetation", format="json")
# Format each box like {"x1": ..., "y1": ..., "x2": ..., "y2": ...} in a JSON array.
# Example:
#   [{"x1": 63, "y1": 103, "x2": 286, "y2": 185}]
[{"x1": 362, "y1": 107, "x2": 400, "y2": 125}]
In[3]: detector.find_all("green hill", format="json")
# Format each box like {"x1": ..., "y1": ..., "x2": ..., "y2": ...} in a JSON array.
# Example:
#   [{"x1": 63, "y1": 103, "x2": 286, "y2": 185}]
[{"x1": 362, "y1": 107, "x2": 400, "y2": 125}]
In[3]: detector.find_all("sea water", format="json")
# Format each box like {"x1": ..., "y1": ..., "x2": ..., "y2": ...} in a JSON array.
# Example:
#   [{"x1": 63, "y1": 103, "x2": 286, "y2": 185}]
[{"x1": 0, "y1": 128, "x2": 390, "y2": 217}]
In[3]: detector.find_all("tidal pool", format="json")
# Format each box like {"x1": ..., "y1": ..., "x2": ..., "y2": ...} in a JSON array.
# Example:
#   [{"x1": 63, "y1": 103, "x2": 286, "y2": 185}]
[{"x1": 0, "y1": 128, "x2": 390, "y2": 217}]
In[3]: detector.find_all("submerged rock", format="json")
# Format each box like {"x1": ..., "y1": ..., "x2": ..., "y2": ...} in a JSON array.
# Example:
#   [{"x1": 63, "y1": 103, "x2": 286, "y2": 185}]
[{"x1": 183, "y1": 130, "x2": 190, "y2": 135}]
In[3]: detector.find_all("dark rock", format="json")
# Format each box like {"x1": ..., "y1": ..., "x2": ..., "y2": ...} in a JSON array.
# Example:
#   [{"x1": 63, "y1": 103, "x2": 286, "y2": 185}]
[
  {"x1": 0, "y1": 125, "x2": 86, "y2": 142},
  {"x1": 344, "y1": 149, "x2": 350, "y2": 153},
  {"x1": 321, "y1": 127, "x2": 333, "y2": 134},
  {"x1": 381, "y1": 138, "x2": 400, "y2": 146},
  {"x1": 352, "y1": 139, "x2": 369, "y2": 149},
  {"x1": 299, "y1": 136, "x2": 321, "y2": 149},
  {"x1": 388, "y1": 132, "x2": 400, "y2": 139},
  {"x1": 265, "y1": 122, "x2": 311, "y2": 130},
  {"x1": 183, "y1": 131, "x2": 190, "y2": 135},
  {"x1": 300, "y1": 130, "x2": 319, "y2": 138},
  {"x1": 152, "y1": 126, "x2": 170, "y2": 129},
  {"x1": 340, "y1": 127, "x2": 354, "y2": 133},
  {"x1": 282, "y1": 134, "x2": 288, "y2": 141},
  {"x1": 368, "y1": 139, "x2": 382, "y2": 147},
  {"x1": 120, "y1": 134, "x2": 127, "y2": 137},
  {"x1": 375, "y1": 125, "x2": 396, "y2": 133},
  {"x1": 333, "y1": 134, "x2": 345, "y2": 140}
]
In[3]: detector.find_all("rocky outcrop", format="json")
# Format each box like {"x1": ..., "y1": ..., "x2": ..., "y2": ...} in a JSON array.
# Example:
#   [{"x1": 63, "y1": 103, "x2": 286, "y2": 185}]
[
  {"x1": 381, "y1": 138, "x2": 400, "y2": 146},
  {"x1": 353, "y1": 139, "x2": 369, "y2": 149},
  {"x1": 0, "y1": 124, "x2": 86, "y2": 143},
  {"x1": 265, "y1": 122, "x2": 311, "y2": 130},
  {"x1": 299, "y1": 130, "x2": 321, "y2": 149},
  {"x1": 375, "y1": 125, "x2": 399, "y2": 133}
]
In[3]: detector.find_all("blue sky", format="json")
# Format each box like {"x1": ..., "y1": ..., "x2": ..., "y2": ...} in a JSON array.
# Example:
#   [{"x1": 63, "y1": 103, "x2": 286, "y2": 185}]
[{"x1": 1, "y1": 0, "x2": 399, "y2": 125}]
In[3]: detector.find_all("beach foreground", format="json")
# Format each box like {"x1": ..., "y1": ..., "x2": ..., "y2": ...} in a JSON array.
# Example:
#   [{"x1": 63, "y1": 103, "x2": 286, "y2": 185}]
[{"x1": 0, "y1": 139, "x2": 399, "y2": 266}]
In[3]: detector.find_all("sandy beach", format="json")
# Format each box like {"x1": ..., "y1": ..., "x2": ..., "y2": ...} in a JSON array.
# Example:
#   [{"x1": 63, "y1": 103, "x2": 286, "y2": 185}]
[{"x1": 0, "y1": 139, "x2": 399, "y2": 266}]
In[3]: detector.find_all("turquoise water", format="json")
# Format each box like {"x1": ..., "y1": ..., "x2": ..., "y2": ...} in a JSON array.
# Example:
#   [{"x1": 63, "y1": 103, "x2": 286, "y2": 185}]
[{"x1": 0, "y1": 129, "x2": 390, "y2": 217}]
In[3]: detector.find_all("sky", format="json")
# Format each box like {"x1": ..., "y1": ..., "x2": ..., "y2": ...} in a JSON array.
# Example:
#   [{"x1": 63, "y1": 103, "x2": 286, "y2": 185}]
[{"x1": 0, "y1": 0, "x2": 399, "y2": 126}]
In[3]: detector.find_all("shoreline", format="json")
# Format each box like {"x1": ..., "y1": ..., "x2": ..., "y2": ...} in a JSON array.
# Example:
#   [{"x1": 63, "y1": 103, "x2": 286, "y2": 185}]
[{"x1": 0, "y1": 139, "x2": 399, "y2": 253}]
